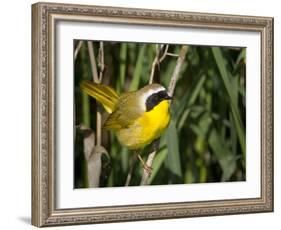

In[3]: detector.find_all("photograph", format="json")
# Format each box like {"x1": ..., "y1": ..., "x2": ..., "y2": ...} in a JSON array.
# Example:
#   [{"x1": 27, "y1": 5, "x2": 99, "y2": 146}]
[{"x1": 74, "y1": 40, "x2": 246, "y2": 188}]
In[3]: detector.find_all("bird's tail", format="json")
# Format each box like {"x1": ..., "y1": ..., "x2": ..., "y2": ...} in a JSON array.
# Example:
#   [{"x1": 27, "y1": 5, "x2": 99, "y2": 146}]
[{"x1": 80, "y1": 81, "x2": 119, "y2": 113}]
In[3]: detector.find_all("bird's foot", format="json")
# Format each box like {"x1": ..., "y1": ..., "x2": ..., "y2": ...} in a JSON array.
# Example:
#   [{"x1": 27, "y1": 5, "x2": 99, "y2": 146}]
[
  {"x1": 137, "y1": 154, "x2": 153, "y2": 176},
  {"x1": 143, "y1": 164, "x2": 153, "y2": 176}
]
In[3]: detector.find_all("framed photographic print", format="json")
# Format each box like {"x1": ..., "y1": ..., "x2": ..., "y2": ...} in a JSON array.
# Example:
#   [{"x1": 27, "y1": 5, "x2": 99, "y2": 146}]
[{"x1": 31, "y1": 2, "x2": 274, "y2": 227}]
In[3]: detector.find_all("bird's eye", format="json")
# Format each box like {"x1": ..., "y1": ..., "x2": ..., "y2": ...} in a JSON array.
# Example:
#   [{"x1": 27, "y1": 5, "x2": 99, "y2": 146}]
[{"x1": 157, "y1": 90, "x2": 171, "y2": 100}]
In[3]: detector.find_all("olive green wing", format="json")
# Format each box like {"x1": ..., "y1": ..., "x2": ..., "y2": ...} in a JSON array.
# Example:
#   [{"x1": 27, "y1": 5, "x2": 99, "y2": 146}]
[{"x1": 103, "y1": 92, "x2": 144, "y2": 130}]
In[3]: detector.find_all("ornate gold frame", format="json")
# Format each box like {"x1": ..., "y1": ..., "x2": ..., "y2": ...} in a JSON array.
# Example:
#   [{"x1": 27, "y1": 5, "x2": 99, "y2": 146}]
[{"x1": 32, "y1": 2, "x2": 274, "y2": 227}]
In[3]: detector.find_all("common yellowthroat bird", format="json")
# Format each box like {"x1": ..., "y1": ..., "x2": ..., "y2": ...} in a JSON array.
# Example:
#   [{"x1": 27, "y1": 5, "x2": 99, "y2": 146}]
[{"x1": 80, "y1": 81, "x2": 172, "y2": 170}]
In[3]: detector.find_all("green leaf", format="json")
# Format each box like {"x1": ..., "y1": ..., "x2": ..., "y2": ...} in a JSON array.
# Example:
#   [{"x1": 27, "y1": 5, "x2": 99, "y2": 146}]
[
  {"x1": 165, "y1": 120, "x2": 183, "y2": 183},
  {"x1": 129, "y1": 44, "x2": 146, "y2": 91},
  {"x1": 190, "y1": 110, "x2": 237, "y2": 181},
  {"x1": 175, "y1": 74, "x2": 206, "y2": 130},
  {"x1": 189, "y1": 112, "x2": 212, "y2": 139},
  {"x1": 208, "y1": 127, "x2": 236, "y2": 181},
  {"x1": 211, "y1": 47, "x2": 245, "y2": 158},
  {"x1": 229, "y1": 75, "x2": 238, "y2": 158},
  {"x1": 234, "y1": 48, "x2": 246, "y2": 70}
]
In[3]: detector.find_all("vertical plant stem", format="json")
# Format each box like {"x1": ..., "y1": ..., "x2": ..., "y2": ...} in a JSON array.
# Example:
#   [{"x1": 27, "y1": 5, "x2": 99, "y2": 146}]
[
  {"x1": 96, "y1": 111, "x2": 102, "y2": 146},
  {"x1": 98, "y1": 41, "x2": 105, "y2": 81},
  {"x1": 74, "y1": 40, "x2": 83, "y2": 60},
  {"x1": 87, "y1": 41, "x2": 99, "y2": 83},
  {"x1": 140, "y1": 45, "x2": 188, "y2": 186},
  {"x1": 168, "y1": 46, "x2": 189, "y2": 96},
  {"x1": 86, "y1": 41, "x2": 105, "y2": 187}
]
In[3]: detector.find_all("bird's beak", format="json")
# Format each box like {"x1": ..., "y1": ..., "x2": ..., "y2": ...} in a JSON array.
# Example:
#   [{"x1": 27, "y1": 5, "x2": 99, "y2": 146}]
[{"x1": 165, "y1": 95, "x2": 173, "y2": 100}]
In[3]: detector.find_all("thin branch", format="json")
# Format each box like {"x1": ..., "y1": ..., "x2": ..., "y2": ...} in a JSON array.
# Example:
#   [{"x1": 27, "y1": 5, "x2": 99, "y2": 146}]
[
  {"x1": 96, "y1": 110, "x2": 102, "y2": 146},
  {"x1": 149, "y1": 45, "x2": 161, "y2": 84},
  {"x1": 166, "y1": 53, "x2": 179, "y2": 57},
  {"x1": 98, "y1": 41, "x2": 105, "y2": 81},
  {"x1": 140, "y1": 45, "x2": 189, "y2": 186},
  {"x1": 74, "y1": 41, "x2": 83, "y2": 60},
  {"x1": 87, "y1": 41, "x2": 100, "y2": 83},
  {"x1": 158, "y1": 45, "x2": 169, "y2": 63},
  {"x1": 149, "y1": 45, "x2": 177, "y2": 84},
  {"x1": 168, "y1": 46, "x2": 188, "y2": 96}
]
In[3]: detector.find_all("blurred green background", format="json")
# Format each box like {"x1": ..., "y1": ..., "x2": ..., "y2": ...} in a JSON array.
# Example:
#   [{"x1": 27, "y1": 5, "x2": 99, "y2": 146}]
[{"x1": 74, "y1": 40, "x2": 246, "y2": 188}]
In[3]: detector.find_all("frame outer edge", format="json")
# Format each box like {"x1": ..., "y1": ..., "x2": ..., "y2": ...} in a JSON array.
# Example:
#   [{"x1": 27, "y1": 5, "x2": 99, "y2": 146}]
[
  {"x1": 271, "y1": 17, "x2": 275, "y2": 212},
  {"x1": 262, "y1": 17, "x2": 274, "y2": 212},
  {"x1": 31, "y1": 3, "x2": 42, "y2": 227},
  {"x1": 267, "y1": 17, "x2": 274, "y2": 212},
  {"x1": 31, "y1": 2, "x2": 274, "y2": 227}
]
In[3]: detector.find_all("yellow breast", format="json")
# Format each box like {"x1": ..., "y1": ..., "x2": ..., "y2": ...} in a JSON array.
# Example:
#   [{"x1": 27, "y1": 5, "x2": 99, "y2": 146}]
[
  {"x1": 138, "y1": 100, "x2": 170, "y2": 139},
  {"x1": 116, "y1": 100, "x2": 170, "y2": 149}
]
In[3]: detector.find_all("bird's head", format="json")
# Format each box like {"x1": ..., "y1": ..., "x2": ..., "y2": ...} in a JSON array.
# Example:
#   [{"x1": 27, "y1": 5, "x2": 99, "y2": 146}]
[{"x1": 139, "y1": 84, "x2": 172, "y2": 111}]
